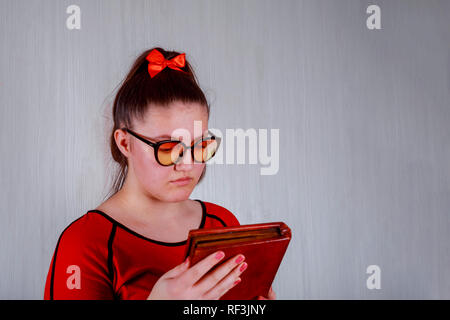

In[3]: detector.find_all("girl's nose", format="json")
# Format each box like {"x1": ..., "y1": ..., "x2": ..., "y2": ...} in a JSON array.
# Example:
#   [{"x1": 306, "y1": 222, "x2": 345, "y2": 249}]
[{"x1": 175, "y1": 147, "x2": 195, "y2": 167}]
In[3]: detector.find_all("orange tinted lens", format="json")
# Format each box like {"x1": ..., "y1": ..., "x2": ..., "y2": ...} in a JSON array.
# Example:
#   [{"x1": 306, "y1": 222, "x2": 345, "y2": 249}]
[
  {"x1": 157, "y1": 142, "x2": 183, "y2": 165},
  {"x1": 193, "y1": 139, "x2": 218, "y2": 163}
]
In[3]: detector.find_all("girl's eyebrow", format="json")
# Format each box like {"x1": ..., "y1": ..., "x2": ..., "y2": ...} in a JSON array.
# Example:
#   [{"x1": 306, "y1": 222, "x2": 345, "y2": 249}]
[{"x1": 150, "y1": 134, "x2": 172, "y2": 139}]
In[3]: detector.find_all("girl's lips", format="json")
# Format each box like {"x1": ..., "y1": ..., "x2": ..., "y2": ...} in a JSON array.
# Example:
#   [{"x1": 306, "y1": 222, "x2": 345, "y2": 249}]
[{"x1": 170, "y1": 177, "x2": 192, "y2": 186}]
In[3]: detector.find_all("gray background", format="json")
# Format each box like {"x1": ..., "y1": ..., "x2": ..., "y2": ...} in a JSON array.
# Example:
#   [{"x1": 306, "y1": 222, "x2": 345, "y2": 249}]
[{"x1": 1, "y1": 0, "x2": 449, "y2": 299}]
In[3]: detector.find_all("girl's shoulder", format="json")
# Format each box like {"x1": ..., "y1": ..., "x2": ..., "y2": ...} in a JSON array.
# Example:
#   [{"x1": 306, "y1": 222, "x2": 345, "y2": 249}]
[
  {"x1": 55, "y1": 211, "x2": 115, "y2": 250},
  {"x1": 199, "y1": 200, "x2": 241, "y2": 227}
]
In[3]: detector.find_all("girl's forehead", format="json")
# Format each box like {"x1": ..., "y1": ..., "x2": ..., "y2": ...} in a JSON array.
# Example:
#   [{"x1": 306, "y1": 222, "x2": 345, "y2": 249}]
[{"x1": 135, "y1": 106, "x2": 209, "y2": 140}]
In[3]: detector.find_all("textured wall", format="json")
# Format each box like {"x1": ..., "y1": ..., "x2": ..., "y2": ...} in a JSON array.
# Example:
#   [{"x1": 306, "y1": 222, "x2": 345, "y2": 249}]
[{"x1": 0, "y1": 0, "x2": 449, "y2": 299}]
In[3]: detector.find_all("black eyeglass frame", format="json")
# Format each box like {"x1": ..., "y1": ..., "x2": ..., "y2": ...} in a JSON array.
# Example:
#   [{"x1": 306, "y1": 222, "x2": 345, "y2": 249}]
[{"x1": 121, "y1": 127, "x2": 221, "y2": 166}]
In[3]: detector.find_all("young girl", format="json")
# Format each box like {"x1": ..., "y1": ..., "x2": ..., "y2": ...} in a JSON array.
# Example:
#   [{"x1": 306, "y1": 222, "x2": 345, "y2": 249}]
[{"x1": 43, "y1": 47, "x2": 275, "y2": 300}]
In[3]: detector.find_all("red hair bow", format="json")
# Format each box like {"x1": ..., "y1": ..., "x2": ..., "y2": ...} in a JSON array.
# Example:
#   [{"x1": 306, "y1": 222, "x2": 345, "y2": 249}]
[{"x1": 146, "y1": 49, "x2": 187, "y2": 78}]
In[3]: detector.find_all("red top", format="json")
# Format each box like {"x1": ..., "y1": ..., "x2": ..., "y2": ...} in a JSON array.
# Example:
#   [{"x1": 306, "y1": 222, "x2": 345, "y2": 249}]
[{"x1": 44, "y1": 199, "x2": 240, "y2": 300}]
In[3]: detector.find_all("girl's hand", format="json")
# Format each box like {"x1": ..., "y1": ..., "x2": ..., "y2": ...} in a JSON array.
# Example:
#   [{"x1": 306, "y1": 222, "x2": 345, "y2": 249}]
[
  {"x1": 147, "y1": 251, "x2": 248, "y2": 300},
  {"x1": 257, "y1": 286, "x2": 276, "y2": 300}
]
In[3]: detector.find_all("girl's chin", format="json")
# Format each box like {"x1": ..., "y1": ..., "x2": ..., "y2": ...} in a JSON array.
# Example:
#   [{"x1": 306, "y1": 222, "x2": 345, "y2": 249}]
[{"x1": 164, "y1": 186, "x2": 193, "y2": 199}]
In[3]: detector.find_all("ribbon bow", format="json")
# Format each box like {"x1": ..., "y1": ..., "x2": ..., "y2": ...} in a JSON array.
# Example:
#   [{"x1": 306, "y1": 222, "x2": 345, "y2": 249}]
[{"x1": 146, "y1": 49, "x2": 187, "y2": 78}]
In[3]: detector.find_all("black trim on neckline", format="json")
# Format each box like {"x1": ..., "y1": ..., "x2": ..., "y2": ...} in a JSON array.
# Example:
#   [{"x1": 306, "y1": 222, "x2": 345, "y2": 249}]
[
  {"x1": 205, "y1": 213, "x2": 227, "y2": 227},
  {"x1": 86, "y1": 199, "x2": 207, "y2": 247}
]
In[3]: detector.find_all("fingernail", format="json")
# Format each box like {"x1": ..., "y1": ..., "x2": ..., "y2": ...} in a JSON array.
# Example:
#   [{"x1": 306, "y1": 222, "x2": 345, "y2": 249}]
[
  {"x1": 239, "y1": 262, "x2": 248, "y2": 272},
  {"x1": 234, "y1": 255, "x2": 244, "y2": 264},
  {"x1": 184, "y1": 257, "x2": 190, "y2": 266},
  {"x1": 233, "y1": 278, "x2": 241, "y2": 286},
  {"x1": 215, "y1": 251, "x2": 225, "y2": 260}
]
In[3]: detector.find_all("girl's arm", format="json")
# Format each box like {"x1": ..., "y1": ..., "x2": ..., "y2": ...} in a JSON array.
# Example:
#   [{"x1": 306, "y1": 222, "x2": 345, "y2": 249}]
[{"x1": 44, "y1": 223, "x2": 115, "y2": 300}]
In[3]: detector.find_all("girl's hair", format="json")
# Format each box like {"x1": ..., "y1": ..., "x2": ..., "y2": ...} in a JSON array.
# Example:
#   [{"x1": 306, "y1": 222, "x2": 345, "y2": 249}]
[{"x1": 104, "y1": 47, "x2": 210, "y2": 201}]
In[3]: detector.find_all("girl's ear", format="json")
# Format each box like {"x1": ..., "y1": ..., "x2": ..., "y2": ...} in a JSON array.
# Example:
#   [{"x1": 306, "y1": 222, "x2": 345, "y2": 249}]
[{"x1": 115, "y1": 129, "x2": 132, "y2": 156}]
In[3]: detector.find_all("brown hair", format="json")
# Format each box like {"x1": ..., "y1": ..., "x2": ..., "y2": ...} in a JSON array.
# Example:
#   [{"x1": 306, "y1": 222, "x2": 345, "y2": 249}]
[{"x1": 103, "y1": 47, "x2": 210, "y2": 201}]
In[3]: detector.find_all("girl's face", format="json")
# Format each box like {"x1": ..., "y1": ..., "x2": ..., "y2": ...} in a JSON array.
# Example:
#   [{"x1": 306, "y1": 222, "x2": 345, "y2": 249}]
[{"x1": 121, "y1": 102, "x2": 209, "y2": 202}]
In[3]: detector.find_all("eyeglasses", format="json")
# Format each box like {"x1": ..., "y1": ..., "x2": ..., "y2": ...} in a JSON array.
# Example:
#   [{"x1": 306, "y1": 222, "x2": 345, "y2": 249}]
[{"x1": 121, "y1": 127, "x2": 221, "y2": 166}]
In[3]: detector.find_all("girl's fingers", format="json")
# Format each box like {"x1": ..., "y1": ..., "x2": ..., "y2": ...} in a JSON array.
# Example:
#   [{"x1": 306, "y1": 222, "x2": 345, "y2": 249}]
[
  {"x1": 199, "y1": 259, "x2": 247, "y2": 299},
  {"x1": 205, "y1": 275, "x2": 242, "y2": 300},
  {"x1": 194, "y1": 254, "x2": 246, "y2": 294},
  {"x1": 180, "y1": 251, "x2": 226, "y2": 286}
]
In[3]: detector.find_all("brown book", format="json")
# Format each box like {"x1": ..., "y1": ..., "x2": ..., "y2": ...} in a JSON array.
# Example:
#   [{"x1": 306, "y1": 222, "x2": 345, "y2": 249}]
[{"x1": 184, "y1": 222, "x2": 292, "y2": 300}]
